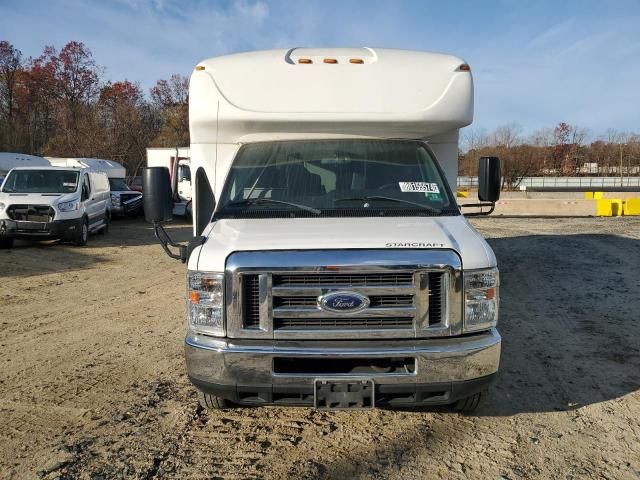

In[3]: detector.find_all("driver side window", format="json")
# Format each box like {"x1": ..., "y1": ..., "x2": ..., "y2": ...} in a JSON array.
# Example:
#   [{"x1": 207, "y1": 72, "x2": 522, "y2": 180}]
[{"x1": 81, "y1": 174, "x2": 91, "y2": 201}]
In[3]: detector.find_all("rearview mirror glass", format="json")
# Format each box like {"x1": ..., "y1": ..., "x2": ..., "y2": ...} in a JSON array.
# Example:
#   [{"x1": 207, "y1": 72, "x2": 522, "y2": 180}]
[
  {"x1": 142, "y1": 167, "x2": 173, "y2": 223},
  {"x1": 478, "y1": 156, "x2": 501, "y2": 202}
]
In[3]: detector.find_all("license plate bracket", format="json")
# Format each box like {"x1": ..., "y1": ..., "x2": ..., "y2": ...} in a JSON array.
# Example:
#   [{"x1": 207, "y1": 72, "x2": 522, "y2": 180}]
[{"x1": 314, "y1": 378, "x2": 375, "y2": 409}]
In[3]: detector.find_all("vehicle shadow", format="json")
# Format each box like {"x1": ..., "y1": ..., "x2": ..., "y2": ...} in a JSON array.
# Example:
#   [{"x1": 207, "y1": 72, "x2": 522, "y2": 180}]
[
  {"x1": 475, "y1": 232, "x2": 640, "y2": 416},
  {"x1": 0, "y1": 218, "x2": 193, "y2": 278},
  {"x1": 87, "y1": 217, "x2": 193, "y2": 248}
]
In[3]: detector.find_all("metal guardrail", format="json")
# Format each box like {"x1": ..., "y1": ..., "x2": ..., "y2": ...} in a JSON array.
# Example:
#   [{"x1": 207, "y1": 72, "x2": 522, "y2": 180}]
[{"x1": 458, "y1": 176, "x2": 640, "y2": 190}]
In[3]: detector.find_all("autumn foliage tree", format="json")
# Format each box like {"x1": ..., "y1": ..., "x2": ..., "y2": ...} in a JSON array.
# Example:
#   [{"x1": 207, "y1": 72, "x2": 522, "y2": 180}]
[
  {"x1": 0, "y1": 40, "x2": 189, "y2": 174},
  {"x1": 460, "y1": 123, "x2": 639, "y2": 189},
  {"x1": 150, "y1": 74, "x2": 189, "y2": 148},
  {"x1": 0, "y1": 39, "x2": 638, "y2": 180}
]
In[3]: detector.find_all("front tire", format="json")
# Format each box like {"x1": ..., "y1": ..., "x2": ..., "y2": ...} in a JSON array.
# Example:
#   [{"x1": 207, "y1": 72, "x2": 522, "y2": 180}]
[
  {"x1": 74, "y1": 219, "x2": 89, "y2": 246},
  {"x1": 0, "y1": 237, "x2": 14, "y2": 249},
  {"x1": 452, "y1": 391, "x2": 483, "y2": 413},
  {"x1": 197, "y1": 391, "x2": 230, "y2": 410}
]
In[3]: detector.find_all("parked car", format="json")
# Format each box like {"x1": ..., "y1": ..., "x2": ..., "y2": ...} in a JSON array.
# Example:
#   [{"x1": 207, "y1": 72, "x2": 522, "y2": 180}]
[
  {"x1": 0, "y1": 166, "x2": 110, "y2": 248},
  {"x1": 109, "y1": 177, "x2": 143, "y2": 217}
]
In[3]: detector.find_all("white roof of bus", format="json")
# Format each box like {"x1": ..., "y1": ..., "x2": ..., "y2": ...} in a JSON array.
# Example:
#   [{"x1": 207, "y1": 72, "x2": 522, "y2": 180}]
[{"x1": 190, "y1": 48, "x2": 474, "y2": 142}]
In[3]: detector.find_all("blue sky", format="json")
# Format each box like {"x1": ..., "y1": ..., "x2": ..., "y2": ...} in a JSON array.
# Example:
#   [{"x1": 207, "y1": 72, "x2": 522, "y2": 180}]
[{"x1": 1, "y1": 0, "x2": 639, "y2": 137}]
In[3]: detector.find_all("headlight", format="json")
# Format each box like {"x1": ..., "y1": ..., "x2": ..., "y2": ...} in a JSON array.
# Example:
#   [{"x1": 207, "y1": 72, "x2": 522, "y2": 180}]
[
  {"x1": 464, "y1": 267, "x2": 499, "y2": 333},
  {"x1": 187, "y1": 271, "x2": 224, "y2": 337},
  {"x1": 110, "y1": 193, "x2": 119, "y2": 206},
  {"x1": 58, "y1": 199, "x2": 79, "y2": 212}
]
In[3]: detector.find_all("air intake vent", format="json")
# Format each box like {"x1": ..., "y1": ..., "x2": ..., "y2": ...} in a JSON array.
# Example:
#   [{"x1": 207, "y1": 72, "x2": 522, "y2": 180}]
[
  {"x1": 428, "y1": 272, "x2": 445, "y2": 326},
  {"x1": 243, "y1": 275, "x2": 260, "y2": 328}
]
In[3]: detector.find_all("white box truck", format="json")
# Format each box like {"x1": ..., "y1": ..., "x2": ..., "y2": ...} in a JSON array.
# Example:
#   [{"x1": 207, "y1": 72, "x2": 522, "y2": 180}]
[
  {"x1": 143, "y1": 48, "x2": 502, "y2": 411},
  {"x1": 146, "y1": 147, "x2": 192, "y2": 216}
]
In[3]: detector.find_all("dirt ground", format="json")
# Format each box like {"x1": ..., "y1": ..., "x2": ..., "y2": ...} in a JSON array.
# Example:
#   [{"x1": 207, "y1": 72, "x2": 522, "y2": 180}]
[{"x1": 1, "y1": 216, "x2": 639, "y2": 479}]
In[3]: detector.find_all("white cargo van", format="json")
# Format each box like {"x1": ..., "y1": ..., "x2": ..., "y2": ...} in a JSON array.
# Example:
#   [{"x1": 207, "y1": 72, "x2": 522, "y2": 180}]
[
  {"x1": 0, "y1": 166, "x2": 110, "y2": 248},
  {"x1": 47, "y1": 157, "x2": 142, "y2": 216},
  {"x1": 144, "y1": 48, "x2": 502, "y2": 411}
]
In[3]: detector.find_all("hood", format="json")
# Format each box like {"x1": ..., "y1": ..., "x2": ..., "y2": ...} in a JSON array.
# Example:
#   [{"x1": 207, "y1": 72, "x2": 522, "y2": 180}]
[
  {"x1": 0, "y1": 191, "x2": 78, "y2": 208},
  {"x1": 191, "y1": 216, "x2": 496, "y2": 272}
]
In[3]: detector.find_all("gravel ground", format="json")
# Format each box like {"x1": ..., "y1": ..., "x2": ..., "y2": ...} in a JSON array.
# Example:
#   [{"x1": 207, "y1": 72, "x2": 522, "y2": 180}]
[{"x1": 0, "y1": 216, "x2": 639, "y2": 479}]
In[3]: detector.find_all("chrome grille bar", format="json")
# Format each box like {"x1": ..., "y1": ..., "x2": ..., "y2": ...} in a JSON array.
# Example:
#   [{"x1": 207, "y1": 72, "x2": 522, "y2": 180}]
[{"x1": 225, "y1": 250, "x2": 462, "y2": 340}]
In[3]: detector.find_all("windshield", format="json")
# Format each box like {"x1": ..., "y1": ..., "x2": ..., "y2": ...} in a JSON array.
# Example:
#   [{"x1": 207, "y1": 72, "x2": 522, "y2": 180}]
[
  {"x1": 1, "y1": 169, "x2": 80, "y2": 194},
  {"x1": 216, "y1": 140, "x2": 457, "y2": 218},
  {"x1": 109, "y1": 178, "x2": 130, "y2": 191}
]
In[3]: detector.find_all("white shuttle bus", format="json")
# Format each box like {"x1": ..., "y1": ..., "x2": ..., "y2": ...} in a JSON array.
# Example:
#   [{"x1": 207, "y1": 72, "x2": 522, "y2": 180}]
[{"x1": 144, "y1": 48, "x2": 502, "y2": 411}]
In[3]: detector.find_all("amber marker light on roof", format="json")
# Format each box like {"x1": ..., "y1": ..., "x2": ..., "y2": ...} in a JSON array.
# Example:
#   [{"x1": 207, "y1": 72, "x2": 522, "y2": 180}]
[
  {"x1": 298, "y1": 58, "x2": 312, "y2": 64},
  {"x1": 349, "y1": 58, "x2": 364, "y2": 64},
  {"x1": 324, "y1": 58, "x2": 338, "y2": 64},
  {"x1": 195, "y1": 65, "x2": 205, "y2": 71},
  {"x1": 458, "y1": 64, "x2": 471, "y2": 72}
]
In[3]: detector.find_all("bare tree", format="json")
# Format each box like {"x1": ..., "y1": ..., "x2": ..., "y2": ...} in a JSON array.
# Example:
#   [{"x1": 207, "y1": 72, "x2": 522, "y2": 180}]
[{"x1": 0, "y1": 41, "x2": 23, "y2": 148}]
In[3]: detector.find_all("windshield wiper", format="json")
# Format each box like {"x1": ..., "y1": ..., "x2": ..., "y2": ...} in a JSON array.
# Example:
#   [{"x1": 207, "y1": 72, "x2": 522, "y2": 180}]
[
  {"x1": 334, "y1": 195, "x2": 442, "y2": 214},
  {"x1": 225, "y1": 198, "x2": 321, "y2": 215}
]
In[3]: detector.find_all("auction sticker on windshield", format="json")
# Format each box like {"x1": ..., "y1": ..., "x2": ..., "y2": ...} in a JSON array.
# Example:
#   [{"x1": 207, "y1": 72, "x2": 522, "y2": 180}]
[{"x1": 399, "y1": 182, "x2": 440, "y2": 193}]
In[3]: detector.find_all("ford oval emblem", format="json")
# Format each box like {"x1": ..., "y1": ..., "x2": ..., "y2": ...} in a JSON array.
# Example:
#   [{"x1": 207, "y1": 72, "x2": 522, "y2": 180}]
[{"x1": 318, "y1": 291, "x2": 370, "y2": 314}]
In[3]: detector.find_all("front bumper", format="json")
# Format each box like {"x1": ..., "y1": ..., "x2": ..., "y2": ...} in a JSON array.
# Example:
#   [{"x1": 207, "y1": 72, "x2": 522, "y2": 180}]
[
  {"x1": 0, "y1": 217, "x2": 82, "y2": 240},
  {"x1": 111, "y1": 196, "x2": 143, "y2": 215},
  {"x1": 185, "y1": 328, "x2": 501, "y2": 407}
]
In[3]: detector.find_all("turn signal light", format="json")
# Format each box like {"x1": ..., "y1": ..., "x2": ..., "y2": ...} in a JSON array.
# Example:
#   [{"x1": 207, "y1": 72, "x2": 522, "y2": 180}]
[
  {"x1": 298, "y1": 58, "x2": 312, "y2": 64},
  {"x1": 458, "y1": 64, "x2": 471, "y2": 72},
  {"x1": 195, "y1": 65, "x2": 205, "y2": 71},
  {"x1": 189, "y1": 291, "x2": 200, "y2": 304},
  {"x1": 324, "y1": 58, "x2": 338, "y2": 64},
  {"x1": 349, "y1": 58, "x2": 364, "y2": 64}
]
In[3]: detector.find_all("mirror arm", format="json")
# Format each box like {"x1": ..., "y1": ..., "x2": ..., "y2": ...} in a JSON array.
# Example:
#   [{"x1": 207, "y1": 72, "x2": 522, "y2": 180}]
[
  {"x1": 153, "y1": 222, "x2": 187, "y2": 262},
  {"x1": 152, "y1": 222, "x2": 207, "y2": 263},
  {"x1": 460, "y1": 202, "x2": 496, "y2": 216}
]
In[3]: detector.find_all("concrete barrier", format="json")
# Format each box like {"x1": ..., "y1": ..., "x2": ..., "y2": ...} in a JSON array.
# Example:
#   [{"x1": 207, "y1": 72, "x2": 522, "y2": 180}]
[
  {"x1": 623, "y1": 198, "x2": 640, "y2": 216},
  {"x1": 596, "y1": 199, "x2": 623, "y2": 217},
  {"x1": 459, "y1": 198, "x2": 596, "y2": 216}
]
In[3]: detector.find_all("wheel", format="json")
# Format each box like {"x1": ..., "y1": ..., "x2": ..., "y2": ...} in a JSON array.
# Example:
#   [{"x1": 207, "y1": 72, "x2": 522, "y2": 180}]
[
  {"x1": 0, "y1": 237, "x2": 14, "y2": 249},
  {"x1": 74, "y1": 219, "x2": 89, "y2": 246},
  {"x1": 452, "y1": 391, "x2": 483, "y2": 413},
  {"x1": 197, "y1": 390, "x2": 230, "y2": 410}
]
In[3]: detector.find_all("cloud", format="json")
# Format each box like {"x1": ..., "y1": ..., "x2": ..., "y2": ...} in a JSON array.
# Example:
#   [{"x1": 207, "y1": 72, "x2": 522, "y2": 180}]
[
  {"x1": 529, "y1": 17, "x2": 576, "y2": 47},
  {"x1": 1, "y1": 0, "x2": 639, "y2": 134}
]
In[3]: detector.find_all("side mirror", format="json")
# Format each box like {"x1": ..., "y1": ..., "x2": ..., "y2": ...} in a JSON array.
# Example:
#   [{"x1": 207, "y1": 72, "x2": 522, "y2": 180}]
[
  {"x1": 143, "y1": 167, "x2": 173, "y2": 223},
  {"x1": 478, "y1": 156, "x2": 501, "y2": 202}
]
